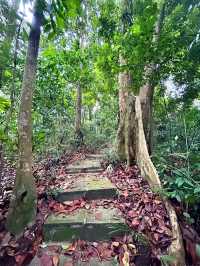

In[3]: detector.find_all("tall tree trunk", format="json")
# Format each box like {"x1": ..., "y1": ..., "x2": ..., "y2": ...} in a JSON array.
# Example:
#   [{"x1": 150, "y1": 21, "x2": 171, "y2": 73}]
[
  {"x1": 74, "y1": 82, "x2": 83, "y2": 147},
  {"x1": 139, "y1": 79, "x2": 154, "y2": 154},
  {"x1": 6, "y1": 1, "x2": 42, "y2": 235},
  {"x1": 75, "y1": 82, "x2": 82, "y2": 134},
  {"x1": 74, "y1": 26, "x2": 85, "y2": 146},
  {"x1": 116, "y1": 56, "x2": 135, "y2": 164},
  {"x1": 139, "y1": 2, "x2": 166, "y2": 154}
]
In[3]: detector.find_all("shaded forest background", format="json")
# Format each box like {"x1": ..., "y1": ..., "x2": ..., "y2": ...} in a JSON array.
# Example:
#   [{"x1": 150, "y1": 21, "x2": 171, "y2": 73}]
[{"x1": 0, "y1": 0, "x2": 200, "y2": 258}]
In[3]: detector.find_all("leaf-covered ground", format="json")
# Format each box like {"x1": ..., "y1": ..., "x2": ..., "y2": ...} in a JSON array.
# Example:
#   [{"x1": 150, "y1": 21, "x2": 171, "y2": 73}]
[{"x1": 0, "y1": 151, "x2": 199, "y2": 265}]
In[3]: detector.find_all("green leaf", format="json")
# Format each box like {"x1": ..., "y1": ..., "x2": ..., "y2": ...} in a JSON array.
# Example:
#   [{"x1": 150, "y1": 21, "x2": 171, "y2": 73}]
[
  {"x1": 0, "y1": 96, "x2": 10, "y2": 112},
  {"x1": 196, "y1": 244, "x2": 200, "y2": 257},
  {"x1": 194, "y1": 187, "x2": 200, "y2": 194},
  {"x1": 56, "y1": 15, "x2": 65, "y2": 28},
  {"x1": 175, "y1": 194, "x2": 181, "y2": 202},
  {"x1": 176, "y1": 177, "x2": 184, "y2": 187},
  {"x1": 160, "y1": 254, "x2": 176, "y2": 264},
  {"x1": 131, "y1": 23, "x2": 141, "y2": 35},
  {"x1": 47, "y1": 31, "x2": 56, "y2": 40},
  {"x1": 44, "y1": 23, "x2": 51, "y2": 33},
  {"x1": 4, "y1": 70, "x2": 12, "y2": 78}
]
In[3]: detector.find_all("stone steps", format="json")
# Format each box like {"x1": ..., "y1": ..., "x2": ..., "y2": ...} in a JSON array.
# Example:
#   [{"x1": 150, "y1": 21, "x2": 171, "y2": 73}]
[
  {"x1": 65, "y1": 158, "x2": 103, "y2": 174},
  {"x1": 66, "y1": 167, "x2": 104, "y2": 174},
  {"x1": 56, "y1": 174, "x2": 117, "y2": 202},
  {"x1": 30, "y1": 244, "x2": 119, "y2": 266},
  {"x1": 43, "y1": 207, "x2": 128, "y2": 242},
  {"x1": 86, "y1": 154, "x2": 104, "y2": 160},
  {"x1": 30, "y1": 154, "x2": 151, "y2": 266},
  {"x1": 44, "y1": 156, "x2": 126, "y2": 244}
]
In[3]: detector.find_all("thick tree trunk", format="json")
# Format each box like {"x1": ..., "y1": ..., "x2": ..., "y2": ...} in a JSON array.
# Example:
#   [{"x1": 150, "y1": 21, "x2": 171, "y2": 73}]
[
  {"x1": 134, "y1": 96, "x2": 185, "y2": 266},
  {"x1": 125, "y1": 95, "x2": 137, "y2": 166},
  {"x1": 116, "y1": 56, "x2": 132, "y2": 162},
  {"x1": 139, "y1": 2, "x2": 166, "y2": 154},
  {"x1": 139, "y1": 81, "x2": 154, "y2": 154},
  {"x1": 6, "y1": 1, "x2": 42, "y2": 235},
  {"x1": 118, "y1": 95, "x2": 185, "y2": 265}
]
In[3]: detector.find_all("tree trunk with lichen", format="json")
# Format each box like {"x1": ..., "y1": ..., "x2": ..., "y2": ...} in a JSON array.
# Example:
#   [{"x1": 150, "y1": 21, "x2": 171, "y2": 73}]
[
  {"x1": 139, "y1": 2, "x2": 166, "y2": 154},
  {"x1": 139, "y1": 81, "x2": 154, "y2": 154},
  {"x1": 6, "y1": 2, "x2": 42, "y2": 235},
  {"x1": 75, "y1": 82, "x2": 82, "y2": 135},
  {"x1": 116, "y1": 56, "x2": 134, "y2": 164},
  {"x1": 118, "y1": 94, "x2": 185, "y2": 265},
  {"x1": 74, "y1": 82, "x2": 83, "y2": 146},
  {"x1": 134, "y1": 96, "x2": 185, "y2": 266}
]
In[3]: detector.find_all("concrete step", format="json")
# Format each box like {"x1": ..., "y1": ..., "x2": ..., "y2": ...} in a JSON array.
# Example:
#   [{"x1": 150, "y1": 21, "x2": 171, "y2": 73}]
[
  {"x1": 75, "y1": 258, "x2": 118, "y2": 266},
  {"x1": 56, "y1": 174, "x2": 117, "y2": 202},
  {"x1": 66, "y1": 167, "x2": 103, "y2": 174},
  {"x1": 43, "y1": 207, "x2": 129, "y2": 242},
  {"x1": 86, "y1": 154, "x2": 104, "y2": 160},
  {"x1": 30, "y1": 254, "x2": 118, "y2": 266},
  {"x1": 30, "y1": 243, "x2": 119, "y2": 266},
  {"x1": 66, "y1": 158, "x2": 103, "y2": 174}
]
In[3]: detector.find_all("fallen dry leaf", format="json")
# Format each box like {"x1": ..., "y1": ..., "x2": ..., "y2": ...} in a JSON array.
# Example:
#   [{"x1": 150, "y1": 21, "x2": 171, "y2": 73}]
[
  {"x1": 112, "y1": 241, "x2": 120, "y2": 247},
  {"x1": 122, "y1": 251, "x2": 130, "y2": 266},
  {"x1": 52, "y1": 255, "x2": 59, "y2": 266},
  {"x1": 128, "y1": 244, "x2": 137, "y2": 254}
]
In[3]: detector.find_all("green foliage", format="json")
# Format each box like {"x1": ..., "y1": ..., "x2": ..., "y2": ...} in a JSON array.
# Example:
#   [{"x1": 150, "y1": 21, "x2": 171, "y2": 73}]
[
  {"x1": 0, "y1": 0, "x2": 200, "y2": 239},
  {"x1": 160, "y1": 254, "x2": 176, "y2": 266},
  {"x1": 153, "y1": 88, "x2": 200, "y2": 228},
  {"x1": 0, "y1": 96, "x2": 10, "y2": 112}
]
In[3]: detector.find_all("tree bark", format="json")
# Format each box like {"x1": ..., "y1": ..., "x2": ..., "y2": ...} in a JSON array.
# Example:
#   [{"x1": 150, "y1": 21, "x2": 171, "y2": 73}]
[
  {"x1": 6, "y1": 0, "x2": 42, "y2": 235},
  {"x1": 75, "y1": 82, "x2": 82, "y2": 135},
  {"x1": 74, "y1": 82, "x2": 83, "y2": 147},
  {"x1": 139, "y1": 80, "x2": 154, "y2": 154},
  {"x1": 139, "y1": 2, "x2": 166, "y2": 154},
  {"x1": 134, "y1": 96, "x2": 185, "y2": 266},
  {"x1": 116, "y1": 56, "x2": 139, "y2": 166},
  {"x1": 74, "y1": 24, "x2": 85, "y2": 146}
]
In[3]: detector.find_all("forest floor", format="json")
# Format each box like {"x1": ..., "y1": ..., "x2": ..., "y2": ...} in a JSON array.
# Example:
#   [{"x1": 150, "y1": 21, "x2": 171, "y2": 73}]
[{"x1": 0, "y1": 150, "x2": 174, "y2": 266}]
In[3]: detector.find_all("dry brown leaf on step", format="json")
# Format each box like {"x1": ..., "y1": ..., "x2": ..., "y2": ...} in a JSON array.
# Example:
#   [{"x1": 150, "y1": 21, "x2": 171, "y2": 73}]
[
  {"x1": 40, "y1": 254, "x2": 53, "y2": 266},
  {"x1": 1, "y1": 232, "x2": 11, "y2": 246},
  {"x1": 64, "y1": 262, "x2": 73, "y2": 266},
  {"x1": 122, "y1": 251, "x2": 130, "y2": 266},
  {"x1": 128, "y1": 244, "x2": 137, "y2": 254},
  {"x1": 85, "y1": 203, "x2": 91, "y2": 210},
  {"x1": 66, "y1": 241, "x2": 77, "y2": 252},
  {"x1": 52, "y1": 255, "x2": 59, "y2": 266},
  {"x1": 112, "y1": 241, "x2": 120, "y2": 248}
]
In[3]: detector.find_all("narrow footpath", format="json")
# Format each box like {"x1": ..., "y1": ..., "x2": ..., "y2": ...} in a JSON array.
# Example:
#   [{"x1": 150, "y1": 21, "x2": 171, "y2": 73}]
[{"x1": 30, "y1": 153, "x2": 168, "y2": 266}]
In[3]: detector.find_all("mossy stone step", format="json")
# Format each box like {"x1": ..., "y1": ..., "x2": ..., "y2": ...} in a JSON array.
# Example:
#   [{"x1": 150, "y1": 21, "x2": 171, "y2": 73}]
[
  {"x1": 66, "y1": 167, "x2": 103, "y2": 174},
  {"x1": 66, "y1": 159, "x2": 103, "y2": 174},
  {"x1": 86, "y1": 154, "x2": 104, "y2": 160},
  {"x1": 56, "y1": 174, "x2": 117, "y2": 202},
  {"x1": 43, "y1": 207, "x2": 129, "y2": 242},
  {"x1": 76, "y1": 259, "x2": 118, "y2": 266},
  {"x1": 30, "y1": 250, "x2": 118, "y2": 266}
]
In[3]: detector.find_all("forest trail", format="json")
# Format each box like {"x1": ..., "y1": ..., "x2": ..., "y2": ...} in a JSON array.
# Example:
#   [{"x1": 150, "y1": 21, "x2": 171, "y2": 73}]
[
  {"x1": 27, "y1": 150, "x2": 178, "y2": 266},
  {"x1": 31, "y1": 154, "x2": 131, "y2": 266},
  {"x1": 43, "y1": 154, "x2": 128, "y2": 243}
]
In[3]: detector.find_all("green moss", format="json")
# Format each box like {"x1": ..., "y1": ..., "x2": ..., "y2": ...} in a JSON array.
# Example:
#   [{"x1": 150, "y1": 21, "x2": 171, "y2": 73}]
[{"x1": 6, "y1": 184, "x2": 37, "y2": 235}]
